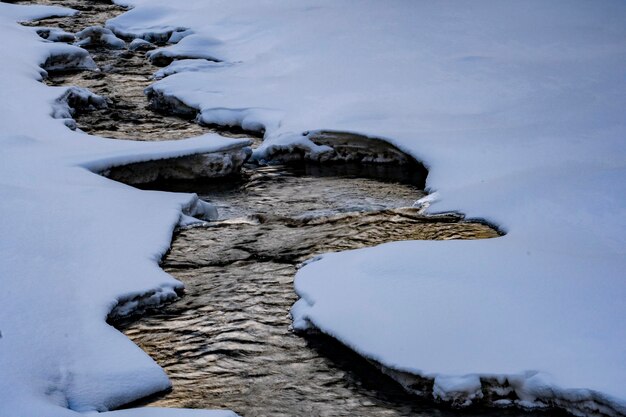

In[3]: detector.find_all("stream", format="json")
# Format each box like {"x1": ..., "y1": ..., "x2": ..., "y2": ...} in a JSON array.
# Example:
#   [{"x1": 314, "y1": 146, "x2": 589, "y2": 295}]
[{"x1": 16, "y1": 1, "x2": 561, "y2": 416}]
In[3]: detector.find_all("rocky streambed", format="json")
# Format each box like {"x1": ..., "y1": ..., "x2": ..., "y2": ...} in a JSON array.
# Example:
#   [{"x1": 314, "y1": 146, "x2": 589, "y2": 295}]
[{"x1": 13, "y1": 1, "x2": 563, "y2": 416}]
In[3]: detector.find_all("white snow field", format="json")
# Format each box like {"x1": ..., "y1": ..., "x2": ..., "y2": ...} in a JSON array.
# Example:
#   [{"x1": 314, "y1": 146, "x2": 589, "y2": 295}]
[
  {"x1": 106, "y1": 1, "x2": 626, "y2": 416},
  {"x1": 0, "y1": 1, "x2": 623, "y2": 417},
  {"x1": 0, "y1": 3, "x2": 242, "y2": 417}
]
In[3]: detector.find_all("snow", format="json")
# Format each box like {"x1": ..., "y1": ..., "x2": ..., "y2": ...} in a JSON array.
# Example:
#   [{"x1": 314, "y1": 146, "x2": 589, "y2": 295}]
[
  {"x1": 128, "y1": 38, "x2": 154, "y2": 51},
  {"x1": 51, "y1": 86, "x2": 107, "y2": 129},
  {"x1": 146, "y1": 34, "x2": 223, "y2": 65},
  {"x1": 105, "y1": 0, "x2": 626, "y2": 415},
  {"x1": 75, "y1": 26, "x2": 126, "y2": 49},
  {"x1": 40, "y1": 41, "x2": 97, "y2": 72},
  {"x1": 34, "y1": 27, "x2": 75, "y2": 43},
  {"x1": 152, "y1": 59, "x2": 231, "y2": 80},
  {"x1": 0, "y1": 3, "x2": 245, "y2": 417},
  {"x1": 0, "y1": 0, "x2": 624, "y2": 416}
]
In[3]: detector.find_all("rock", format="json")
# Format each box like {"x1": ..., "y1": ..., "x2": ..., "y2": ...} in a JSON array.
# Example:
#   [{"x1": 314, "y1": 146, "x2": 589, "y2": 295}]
[{"x1": 75, "y1": 26, "x2": 126, "y2": 49}]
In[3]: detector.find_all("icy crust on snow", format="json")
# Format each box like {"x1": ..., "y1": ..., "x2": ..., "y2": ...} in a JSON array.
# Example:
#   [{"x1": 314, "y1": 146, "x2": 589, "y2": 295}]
[
  {"x1": 0, "y1": 4, "x2": 243, "y2": 417},
  {"x1": 107, "y1": 0, "x2": 626, "y2": 415}
]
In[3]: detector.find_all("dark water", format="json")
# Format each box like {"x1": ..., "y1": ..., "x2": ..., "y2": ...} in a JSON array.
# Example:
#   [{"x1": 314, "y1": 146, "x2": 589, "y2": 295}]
[{"x1": 17, "y1": 2, "x2": 562, "y2": 416}]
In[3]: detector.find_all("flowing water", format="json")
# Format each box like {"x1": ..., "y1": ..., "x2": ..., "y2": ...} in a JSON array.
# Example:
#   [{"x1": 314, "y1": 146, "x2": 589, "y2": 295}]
[{"x1": 15, "y1": 1, "x2": 562, "y2": 416}]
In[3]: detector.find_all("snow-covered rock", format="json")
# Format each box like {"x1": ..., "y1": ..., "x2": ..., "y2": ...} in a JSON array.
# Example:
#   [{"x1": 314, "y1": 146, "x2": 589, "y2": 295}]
[
  {"x1": 128, "y1": 37, "x2": 154, "y2": 51},
  {"x1": 34, "y1": 27, "x2": 74, "y2": 43},
  {"x1": 75, "y1": 25, "x2": 126, "y2": 49},
  {"x1": 50, "y1": 85, "x2": 107, "y2": 129},
  {"x1": 40, "y1": 42, "x2": 97, "y2": 73}
]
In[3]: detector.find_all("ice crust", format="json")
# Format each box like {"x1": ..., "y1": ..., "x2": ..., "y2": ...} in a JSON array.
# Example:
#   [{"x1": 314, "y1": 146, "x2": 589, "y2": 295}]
[
  {"x1": 105, "y1": 0, "x2": 626, "y2": 415},
  {"x1": 0, "y1": 3, "x2": 244, "y2": 416}
]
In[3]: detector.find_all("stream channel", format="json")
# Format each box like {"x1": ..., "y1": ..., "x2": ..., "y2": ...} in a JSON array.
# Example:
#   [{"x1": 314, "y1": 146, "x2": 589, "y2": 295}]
[{"x1": 17, "y1": 1, "x2": 562, "y2": 416}]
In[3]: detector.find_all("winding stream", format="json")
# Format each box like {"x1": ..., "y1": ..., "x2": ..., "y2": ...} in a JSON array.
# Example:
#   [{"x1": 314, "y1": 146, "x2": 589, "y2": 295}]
[{"x1": 16, "y1": 1, "x2": 561, "y2": 416}]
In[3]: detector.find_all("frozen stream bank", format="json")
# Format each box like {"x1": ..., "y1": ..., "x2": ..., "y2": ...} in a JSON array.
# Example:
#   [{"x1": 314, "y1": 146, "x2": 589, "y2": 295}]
[{"x1": 12, "y1": 0, "x2": 604, "y2": 416}]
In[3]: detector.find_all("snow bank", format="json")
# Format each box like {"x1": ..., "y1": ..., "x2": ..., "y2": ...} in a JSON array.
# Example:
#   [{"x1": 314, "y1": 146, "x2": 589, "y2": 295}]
[
  {"x1": 152, "y1": 59, "x2": 231, "y2": 80},
  {"x1": 106, "y1": 0, "x2": 626, "y2": 415},
  {"x1": 0, "y1": 3, "x2": 244, "y2": 416},
  {"x1": 146, "y1": 34, "x2": 223, "y2": 66}
]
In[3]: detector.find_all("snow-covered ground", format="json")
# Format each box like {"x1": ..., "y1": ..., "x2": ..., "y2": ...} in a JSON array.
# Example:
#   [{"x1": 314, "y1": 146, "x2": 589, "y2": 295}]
[
  {"x1": 0, "y1": 3, "x2": 243, "y2": 417},
  {"x1": 0, "y1": 0, "x2": 624, "y2": 416},
  {"x1": 106, "y1": 1, "x2": 626, "y2": 416}
]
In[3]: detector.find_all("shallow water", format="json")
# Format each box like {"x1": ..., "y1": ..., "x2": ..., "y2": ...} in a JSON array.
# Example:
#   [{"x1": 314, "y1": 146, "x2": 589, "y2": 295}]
[
  {"x1": 19, "y1": 0, "x2": 251, "y2": 141},
  {"x1": 16, "y1": 1, "x2": 560, "y2": 416},
  {"x1": 115, "y1": 164, "x2": 504, "y2": 417}
]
